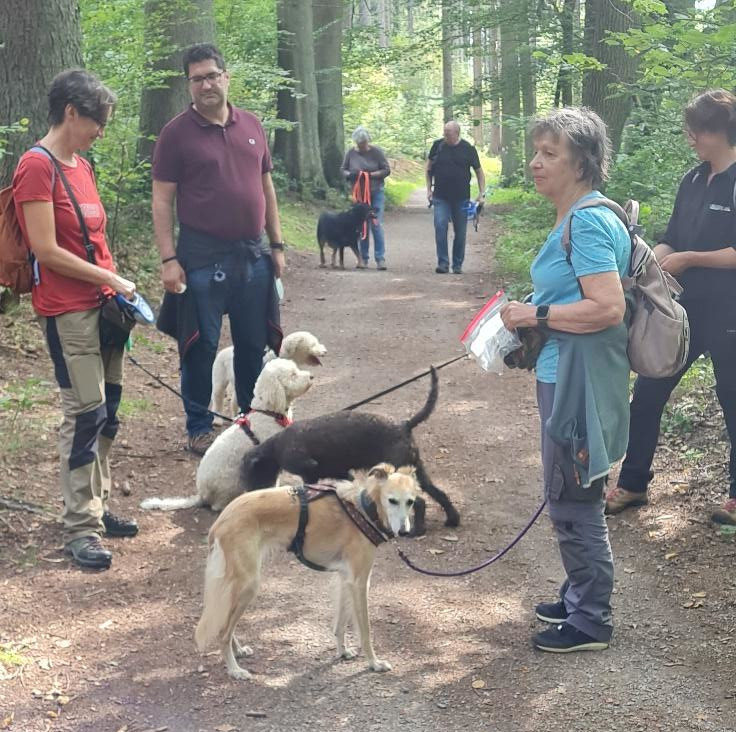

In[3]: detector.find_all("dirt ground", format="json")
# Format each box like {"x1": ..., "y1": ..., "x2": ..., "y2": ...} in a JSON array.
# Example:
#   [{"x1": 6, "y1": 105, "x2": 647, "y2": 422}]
[{"x1": 1, "y1": 191, "x2": 735, "y2": 732}]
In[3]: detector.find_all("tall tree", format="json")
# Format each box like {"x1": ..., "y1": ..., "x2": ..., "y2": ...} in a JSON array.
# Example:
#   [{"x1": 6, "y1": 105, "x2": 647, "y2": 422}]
[
  {"x1": 441, "y1": 0, "x2": 454, "y2": 122},
  {"x1": 555, "y1": 0, "x2": 576, "y2": 107},
  {"x1": 499, "y1": 3, "x2": 521, "y2": 184},
  {"x1": 582, "y1": 0, "x2": 638, "y2": 156},
  {"x1": 313, "y1": 0, "x2": 345, "y2": 188},
  {"x1": 273, "y1": 0, "x2": 328, "y2": 193},
  {"x1": 488, "y1": 23, "x2": 502, "y2": 155},
  {"x1": 137, "y1": 0, "x2": 215, "y2": 164},
  {"x1": 471, "y1": 19, "x2": 484, "y2": 147},
  {"x1": 0, "y1": 0, "x2": 83, "y2": 186},
  {"x1": 519, "y1": 0, "x2": 536, "y2": 180}
]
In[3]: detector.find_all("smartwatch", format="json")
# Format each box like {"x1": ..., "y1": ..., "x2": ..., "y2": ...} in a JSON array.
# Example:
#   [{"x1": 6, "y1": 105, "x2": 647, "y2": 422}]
[{"x1": 535, "y1": 304, "x2": 550, "y2": 326}]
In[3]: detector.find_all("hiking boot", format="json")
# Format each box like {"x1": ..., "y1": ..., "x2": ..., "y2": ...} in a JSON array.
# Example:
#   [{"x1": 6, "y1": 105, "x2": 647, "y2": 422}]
[
  {"x1": 535, "y1": 600, "x2": 569, "y2": 624},
  {"x1": 103, "y1": 511, "x2": 139, "y2": 538},
  {"x1": 435, "y1": 265, "x2": 449, "y2": 274},
  {"x1": 534, "y1": 623, "x2": 609, "y2": 653},
  {"x1": 452, "y1": 267, "x2": 463, "y2": 275},
  {"x1": 605, "y1": 485, "x2": 648, "y2": 515},
  {"x1": 376, "y1": 259, "x2": 387, "y2": 271},
  {"x1": 187, "y1": 431, "x2": 216, "y2": 456},
  {"x1": 711, "y1": 497, "x2": 736, "y2": 525},
  {"x1": 64, "y1": 536, "x2": 112, "y2": 570}
]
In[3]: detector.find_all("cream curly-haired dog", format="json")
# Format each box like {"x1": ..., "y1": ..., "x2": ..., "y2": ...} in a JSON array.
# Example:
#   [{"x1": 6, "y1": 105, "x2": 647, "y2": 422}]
[
  {"x1": 195, "y1": 462, "x2": 419, "y2": 680},
  {"x1": 211, "y1": 331, "x2": 326, "y2": 421},
  {"x1": 140, "y1": 358, "x2": 313, "y2": 512}
]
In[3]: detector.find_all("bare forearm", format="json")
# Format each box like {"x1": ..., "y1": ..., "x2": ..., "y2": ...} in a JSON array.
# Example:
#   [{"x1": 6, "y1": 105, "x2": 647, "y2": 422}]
[
  {"x1": 546, "y1": 298, "x2": 626, "y2": 333},
  {"x1": 687, "y1": 247, "x2": 736, "y2": 269},
  {"x1": 476, "y1": 168, "x2": 486, "y2": 197},
  {"x1": 152, "y1": 199, "x2": 176, "y2": 260},
  {"x1": 35, "y1": 246, "x2": 114, "y2": 288},
  {"x1": 653, "y1": 243, "x2": 675, "y2": 260},
  {"x1": 263, "y1": 176, "x2": 283, "y2": 243}
]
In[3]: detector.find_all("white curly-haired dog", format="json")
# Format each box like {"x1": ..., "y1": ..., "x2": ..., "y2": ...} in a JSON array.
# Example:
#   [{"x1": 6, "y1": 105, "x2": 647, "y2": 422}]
[
  {"x1": 140, "y1": 358, "x2": 313, "y2": 512},
  {"x1": 211, "y1": 331, "x2": 326, "y2": 422}
]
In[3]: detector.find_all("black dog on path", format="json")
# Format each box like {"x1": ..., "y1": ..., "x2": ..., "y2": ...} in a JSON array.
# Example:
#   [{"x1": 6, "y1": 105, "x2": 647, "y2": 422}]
[
  {"x1": 239, "y1": 367, "x2": 459, "y2": 536},
  {"x1": 317, "y1": 201, "x2": 373, "y2": 269}
]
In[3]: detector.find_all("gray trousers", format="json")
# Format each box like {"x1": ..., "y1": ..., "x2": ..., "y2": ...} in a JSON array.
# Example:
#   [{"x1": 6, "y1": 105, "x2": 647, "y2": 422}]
[{"x1": 537, "y1": 381, "x2": 614, "y2": 642}]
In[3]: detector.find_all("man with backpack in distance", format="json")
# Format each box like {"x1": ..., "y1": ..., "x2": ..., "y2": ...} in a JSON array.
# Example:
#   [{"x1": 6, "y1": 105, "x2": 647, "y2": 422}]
[
  {"x1": 606, "y1": 90, "x2": 736, "y2": 525},
  {"x1": 426, "y1": 121, "x2": 485, "y2": 275},
  {"x1": 152, "y1": 43, "x2": 285, "y2": 456}
]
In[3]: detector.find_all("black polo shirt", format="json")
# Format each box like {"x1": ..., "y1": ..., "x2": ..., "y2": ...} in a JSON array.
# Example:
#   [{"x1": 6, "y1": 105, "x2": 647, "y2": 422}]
[{"x1": 663, "y1": 161, "x2": 736, "y2": 302}]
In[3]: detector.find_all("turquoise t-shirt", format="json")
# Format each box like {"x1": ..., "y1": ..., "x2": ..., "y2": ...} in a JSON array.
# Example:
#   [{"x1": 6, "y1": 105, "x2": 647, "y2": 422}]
[{"x1": 531, "y1": 193, "x2": 631, "y2": 383}]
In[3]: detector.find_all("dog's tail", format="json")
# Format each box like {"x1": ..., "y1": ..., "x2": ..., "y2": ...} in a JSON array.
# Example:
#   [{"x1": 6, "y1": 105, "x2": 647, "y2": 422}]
[
  {"x1": 139, "y1": 494, "x2": 203, "y2": 511},
  {"x1": 195, "y1": 537, "x2": 230, "y2": 652},
  {"x1": 404, "y1": 366, "x2": 438, "y2": 431}
]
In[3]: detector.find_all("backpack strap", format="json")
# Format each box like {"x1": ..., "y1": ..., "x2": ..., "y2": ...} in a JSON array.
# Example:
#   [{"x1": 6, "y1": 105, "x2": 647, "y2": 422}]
[{"x1": 560, "y1": 196, "x2": 631, "y2": 263}]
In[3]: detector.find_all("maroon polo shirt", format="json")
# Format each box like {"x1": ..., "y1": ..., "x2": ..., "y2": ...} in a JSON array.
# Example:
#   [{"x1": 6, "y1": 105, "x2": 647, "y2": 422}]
[{"x1": 152, "y1": 104, "x2": 273, "y2": 240}]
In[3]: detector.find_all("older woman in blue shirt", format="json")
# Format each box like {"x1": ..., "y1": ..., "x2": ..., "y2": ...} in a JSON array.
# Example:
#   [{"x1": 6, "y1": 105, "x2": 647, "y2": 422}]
[{"x1": 501, "y1": 107, "x2": 631, "y2": 653}]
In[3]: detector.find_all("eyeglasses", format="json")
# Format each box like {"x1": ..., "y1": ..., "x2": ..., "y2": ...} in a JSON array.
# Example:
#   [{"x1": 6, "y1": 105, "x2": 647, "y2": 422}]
[{"x1": 187, "y1": 71, "x2": 225, "y2": 86}]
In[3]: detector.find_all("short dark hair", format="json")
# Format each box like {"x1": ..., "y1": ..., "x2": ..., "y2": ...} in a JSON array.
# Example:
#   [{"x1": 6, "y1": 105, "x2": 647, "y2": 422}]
[
  {"x1": 182, "y1": 43, "x2": 226, "y2": 77},
  {"x1": 685, "y1": 89, "x2": 736, "y2": 145},
  {"x1": 48, "y1": 69, "x2": 116, "y2": 127}
]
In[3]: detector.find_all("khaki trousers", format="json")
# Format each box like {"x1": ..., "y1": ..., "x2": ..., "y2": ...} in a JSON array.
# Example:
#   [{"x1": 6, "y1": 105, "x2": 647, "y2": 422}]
[{"x1": 40, "y1": 308, "x2": 124, "y2": 543}]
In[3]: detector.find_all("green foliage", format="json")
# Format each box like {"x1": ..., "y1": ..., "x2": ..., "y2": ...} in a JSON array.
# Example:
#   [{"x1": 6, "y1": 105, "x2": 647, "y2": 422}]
[{"x1": 0, "y1": 118, "x2": 30, "y2": 160}]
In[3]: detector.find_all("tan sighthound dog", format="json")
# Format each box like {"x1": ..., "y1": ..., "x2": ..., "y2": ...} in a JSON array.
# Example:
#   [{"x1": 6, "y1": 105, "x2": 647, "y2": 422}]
[{"x1": 194, "y1": 463, "x2": 418, "y2": 680}]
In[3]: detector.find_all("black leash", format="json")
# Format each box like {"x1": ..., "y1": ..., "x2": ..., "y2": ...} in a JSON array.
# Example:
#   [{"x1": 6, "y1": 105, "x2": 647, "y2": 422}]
[
  {"x1": 395, "y1": 499, "x2": 547, "y2": 577},
  {"x1": 342, "y1": 353, "x2": 468, "y2": 411},
  {"x1": 127, "y1": 351, "x2": 469, "y2": 418},
  {"x1": 126, "y1": 353, "x2": 235, "y2": 423}
]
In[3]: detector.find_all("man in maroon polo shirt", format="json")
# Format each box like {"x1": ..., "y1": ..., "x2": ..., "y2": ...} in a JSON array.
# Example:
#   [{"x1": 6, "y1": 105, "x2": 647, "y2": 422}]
[{"x1": 152, "y1": 43, "x2": 286, "y2": 455}]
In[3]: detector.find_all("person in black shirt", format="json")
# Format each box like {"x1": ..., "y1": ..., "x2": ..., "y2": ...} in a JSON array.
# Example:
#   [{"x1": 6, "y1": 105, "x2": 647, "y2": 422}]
[
  {"x1": 606, "y1": 90, "x2": 736, "y2": 525},
  {"x1": 425, "y1": 121, "x2": 485, "y2": 274}
]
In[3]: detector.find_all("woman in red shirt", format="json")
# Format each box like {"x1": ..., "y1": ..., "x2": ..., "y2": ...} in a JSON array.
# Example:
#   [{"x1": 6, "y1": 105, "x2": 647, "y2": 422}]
[{"x1": 13, "y1": 69, "x2": 138, "y2": 570}]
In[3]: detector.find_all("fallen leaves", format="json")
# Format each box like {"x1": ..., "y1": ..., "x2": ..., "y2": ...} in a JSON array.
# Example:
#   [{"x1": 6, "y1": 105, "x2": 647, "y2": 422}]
[
  {"x1": 471, "y1": 679, "x2": 486, "y2": 689},
  {"x1": 428, "y1": 548, "x2": 445, "y2": 555},
  {"x1": 682, "y1": 591, "x2": 706, "y2": 609},
  {"x1": 215, "y1": 724, "x2": 238, "y2": 732},
  {"x1": 0, "y1": 713, "x2": 13, "y2": 730},
  {"x1": 441, "y1": 535, "x2": 458, "y2": 543}
]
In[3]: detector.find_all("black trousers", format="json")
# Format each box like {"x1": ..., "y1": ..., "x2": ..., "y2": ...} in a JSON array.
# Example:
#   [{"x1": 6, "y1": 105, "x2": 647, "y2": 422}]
[{"x1": 618, "y1": 299, "x2": 736, "y2": 498}]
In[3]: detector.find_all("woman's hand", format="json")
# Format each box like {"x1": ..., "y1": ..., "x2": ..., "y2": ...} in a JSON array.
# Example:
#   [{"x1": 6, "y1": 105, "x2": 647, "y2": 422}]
[
  {"x1": 500, "y1": 301, "x2": 537, "y2": 331},
  {"x1": 107, "y1": 272, "x2": 136, "y2": 299},
  {"x1": 659, "y1": 251, "x2": 693, "y2": 277},
  {"x1": 161, "y1": 259, "x2": 186, "y2": 294}
]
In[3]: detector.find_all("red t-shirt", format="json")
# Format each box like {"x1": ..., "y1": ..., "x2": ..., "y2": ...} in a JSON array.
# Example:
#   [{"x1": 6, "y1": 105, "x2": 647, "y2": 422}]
[
  {"x1": 152, "y1": 104, "x2": 273, "y2": 241},
  {"x1": 12, "y1": 150, "x2": 115, "y2": 316}
]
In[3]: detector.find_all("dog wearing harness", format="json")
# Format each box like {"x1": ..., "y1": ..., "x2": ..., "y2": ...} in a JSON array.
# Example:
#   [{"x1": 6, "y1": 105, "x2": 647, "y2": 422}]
[
  {"x1": 139, "y1": 358, "x2": 312, "y2": 512},
  {"x1": 195, "y1": 463, "x2": 418, "y2": 680}
]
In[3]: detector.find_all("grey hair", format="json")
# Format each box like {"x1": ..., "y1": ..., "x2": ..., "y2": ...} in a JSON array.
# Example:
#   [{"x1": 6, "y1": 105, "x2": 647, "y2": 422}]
[
  {"x1": 352, "y1": 126, "x2": 371, "y2": 144},
  {"x1": 530, "y1": 107, "x2": 611, "y2": 188}
]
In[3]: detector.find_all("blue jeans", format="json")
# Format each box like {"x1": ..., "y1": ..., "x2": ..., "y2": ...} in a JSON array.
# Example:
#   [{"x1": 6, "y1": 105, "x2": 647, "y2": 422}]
[
  {"x1": 433, "y1": 197, "x2": 468, "y2": 271},
  {"x1": 359, "y1": 188, "x2": 386, "y2": 263},
  {"x1": 181, "y1": 253, "x2": 271, "y2": 436}
]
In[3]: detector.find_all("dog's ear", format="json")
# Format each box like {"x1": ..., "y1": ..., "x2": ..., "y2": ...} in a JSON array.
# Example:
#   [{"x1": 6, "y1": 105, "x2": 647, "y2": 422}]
[
  {"x1": 396, "y1": 465, "x2": 417, "y2": 478},
  {"x1": 368, "y1": 462, "x2": 395, "y2": 480},
  {"x1": 255, "y1": 365, "x2": 288, "y2": 413}
]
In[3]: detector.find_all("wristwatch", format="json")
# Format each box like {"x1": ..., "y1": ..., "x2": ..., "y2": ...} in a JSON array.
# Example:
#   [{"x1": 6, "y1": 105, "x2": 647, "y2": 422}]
[
  {"x1": 535, "y1": 304, "x2": 550, "y2": 326},
  {"x1": 269, "y1": 242, "x2": 285, "y2": 251}
]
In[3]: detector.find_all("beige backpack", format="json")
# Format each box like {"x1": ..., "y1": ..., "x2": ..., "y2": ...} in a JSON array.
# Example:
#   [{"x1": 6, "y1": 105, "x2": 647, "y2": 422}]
[{"x1": 562, "y1": 197, "x2": 690, "y2": 378}]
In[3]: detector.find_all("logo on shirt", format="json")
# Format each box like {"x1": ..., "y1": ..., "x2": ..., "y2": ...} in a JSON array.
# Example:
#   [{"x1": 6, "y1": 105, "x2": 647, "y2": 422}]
[
  {"x1": 709, "y1": 203, "x2": 731, "y2": 212},
  {"x1": 80, "y1": 203, "x2": 101, "y2": 219},
  {"x1": 248, "y1": 138, "x2": 256, "y2": 145}
]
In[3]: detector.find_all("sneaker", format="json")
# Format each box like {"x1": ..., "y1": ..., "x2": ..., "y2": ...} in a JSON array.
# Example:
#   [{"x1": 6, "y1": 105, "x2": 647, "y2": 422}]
[
  {"x1": 534, "y1": 623, "x2": 609, "y2": 653},
  {"x1": 187, "y1": 431, "x2": 216, "y2": 456},
  {"x1": 711, "y1": 497, "x2": 736, "y2": 525},
  {"x1": 535, "y1": 600, "x2": 569, "y2": 624},
  {"x1": 64, "y1": 536, "x2": 112, "y2": 570},
  {"x1": 103, "y1": 511, "x2": 139, "y2": 538},
  {"x1": 435, "y1": 266, "x2": 449, "y2": 274},
  {"x1": 605, "y1": 485, "x2": 648, "y2": 515},
  {"x1": 376, "y1": 259, "x2": 387, "y2": 271},
  {"x1": 452, "y1": 268, "x2": 463, "y2": 275}
]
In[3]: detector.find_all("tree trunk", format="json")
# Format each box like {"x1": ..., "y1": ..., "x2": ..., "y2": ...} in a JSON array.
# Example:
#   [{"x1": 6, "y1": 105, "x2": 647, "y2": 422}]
[
  {"x1": 358, "y1": 0, "x2": 372, "y2": 26},
  {"x1": 376, "y1": 0, "x2": 388, "y2": 46},
  {"x1": 582, "y1": 0, "x2": 637, "y2": 157},
  {"x1": 471, "y1": 22, "x2": 484, "y2": 147},
  {"x1": 556, "y1": 0, "x2": 575, "y2": 107},
  {"x1": 273, "y1": 0, "x2": 328, "y2": 194},
  {"x1": 441, "y1": 0, "x2": 454, "y2": 122},
  {"x1": 519, "y1": 0, "x2": 536, "y2": 180},
  {"x1": 488, "y1": 23, "x2": 502, "y2": 156},
  {"x1": 499, "y1": 4, "x2": 521, "y2": 184},
  {"x1": 0, "y1": 0, "x2": 83, "y2": 187},
  {"x1": 407, "y1": 0, "x2": 414, "y2": 35},
  {"x1": 137, "y1": 0, "x2": 215, "y2": 164},
  {"x1": 313, "y1": 0, "x2": 345, "y2": 189}
]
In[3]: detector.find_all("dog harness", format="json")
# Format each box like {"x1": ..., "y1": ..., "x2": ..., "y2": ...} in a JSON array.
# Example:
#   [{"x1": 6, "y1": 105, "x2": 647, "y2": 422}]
[
  {"x1": 235, "y1": 410, "x2": 293, "y2": 446},
  {"x1": 288, "y1": 484, "x2": 391, "y2": 572}
]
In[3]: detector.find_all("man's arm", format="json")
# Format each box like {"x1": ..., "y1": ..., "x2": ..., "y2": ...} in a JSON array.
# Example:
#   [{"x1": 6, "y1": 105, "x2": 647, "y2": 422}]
[
  {"x1": 152, "y1": 179, "x2": 185, "y2": 293},
  {"x1": 262, "y1": 172, "x2": 285, "y2": 278},
  {"x1": 474, "y1": 166, "x2": 486, "y2": 203},
  {"x1": 425, "y1": 158, "x2": 434, "y2": 203},
  {"x1": 660, "y1": 246, "x2": 736, "y2": 276}
]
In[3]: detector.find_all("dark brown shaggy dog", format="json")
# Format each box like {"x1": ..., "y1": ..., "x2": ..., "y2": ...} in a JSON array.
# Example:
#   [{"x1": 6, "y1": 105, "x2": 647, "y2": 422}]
[
  {"x1": 239, "y1": 368, "x2": 459, "y2": 535},
  {"x1": 317, "y1": 202, "x2": 373, "y2": 269}
]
